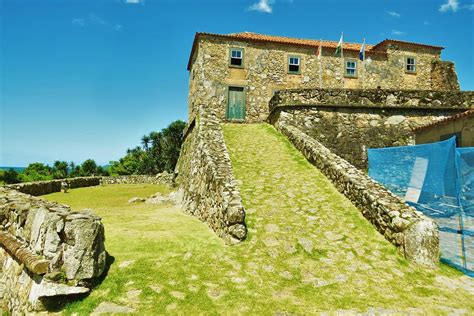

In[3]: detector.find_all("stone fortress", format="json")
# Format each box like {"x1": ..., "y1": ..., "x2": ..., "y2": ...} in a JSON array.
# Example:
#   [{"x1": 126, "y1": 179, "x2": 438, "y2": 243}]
[
  {"x1": 178, "y1": 32, "x2": 473, "y2": 268},
  {"x1": 187, "y1": 32, "x2": 460, "y2": 122}
]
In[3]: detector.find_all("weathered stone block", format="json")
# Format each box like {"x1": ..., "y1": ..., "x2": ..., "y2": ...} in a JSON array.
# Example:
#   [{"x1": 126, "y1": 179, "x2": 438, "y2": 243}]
[{"x1": 0, "y1": 187, "x2": 107, "y2": 313}]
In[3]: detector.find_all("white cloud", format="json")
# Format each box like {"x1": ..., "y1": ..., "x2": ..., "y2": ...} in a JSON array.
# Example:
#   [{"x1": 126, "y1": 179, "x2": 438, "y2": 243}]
[
  {"x1": 89, "y1": 13, "x2": 106, "y2": 25},
  {"x1": 439, "y1": 0, "x2": 459, "y2": 12},
  {"x1": 391, "y1": 30, "x2": 405, "y2": 36},
  {"x1": 72, "y1": 14, "x2": 122, "y2": 31},
  {"x1": 248, "y1": 0, "x2": 273, "y2": 13},
  {"x1": 72, "y1": 18, "x2": 85, "y2": 27},
  {"x1": 125, "y1": 0, "x2": 142, "y2": 3},
  {"x1": 387, "y1": 11, "x2": 401, "y2": 18}
]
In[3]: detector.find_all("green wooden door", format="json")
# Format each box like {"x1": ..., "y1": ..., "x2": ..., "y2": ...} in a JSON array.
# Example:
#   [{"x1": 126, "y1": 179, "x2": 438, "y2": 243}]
[{"x1": 227, "y1": 87, "x2": 245, "y2": 120}]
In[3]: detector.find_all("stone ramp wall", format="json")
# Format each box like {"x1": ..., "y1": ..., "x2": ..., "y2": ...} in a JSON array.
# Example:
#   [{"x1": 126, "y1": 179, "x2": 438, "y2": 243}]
[
  {"x1": 274, "y1": 108, "x2": 463, "y2": 170},
  {"x1": 268, "y1": 88, "x2": 473, "y2": 170},
  {"x1": 4, "y1": 177, "x2": 101, "y2": 196},
  {"x1": 175, "y1": 106, "x2": 247, "y2": 243},
  {"x1": 0, "y1": 187, "x2": 106, "y2": 313},
  {"x1": 274, "y1": 121, "x2": 439, "y2": 268}
]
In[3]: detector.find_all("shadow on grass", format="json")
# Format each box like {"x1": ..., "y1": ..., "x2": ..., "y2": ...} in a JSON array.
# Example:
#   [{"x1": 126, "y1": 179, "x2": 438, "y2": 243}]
[{"x1": 42, "y1": 252, "x2": 115, "y2": 312}]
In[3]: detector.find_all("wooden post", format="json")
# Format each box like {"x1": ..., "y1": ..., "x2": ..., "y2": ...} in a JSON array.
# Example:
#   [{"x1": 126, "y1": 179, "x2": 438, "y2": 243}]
[{"x1": 0, "y1": 231, "x2": 50, "y2": 275}]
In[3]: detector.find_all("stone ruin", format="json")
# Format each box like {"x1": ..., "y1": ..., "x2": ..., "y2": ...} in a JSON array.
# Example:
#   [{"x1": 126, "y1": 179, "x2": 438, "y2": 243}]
[{"x1": 0, "y1": 187, "x2": 107, "y2": 313}]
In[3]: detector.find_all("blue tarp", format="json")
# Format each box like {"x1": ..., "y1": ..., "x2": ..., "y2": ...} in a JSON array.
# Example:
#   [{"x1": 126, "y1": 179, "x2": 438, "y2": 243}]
[{"x1": 368, "y1": 137, "x2": 473, "y2": 277}]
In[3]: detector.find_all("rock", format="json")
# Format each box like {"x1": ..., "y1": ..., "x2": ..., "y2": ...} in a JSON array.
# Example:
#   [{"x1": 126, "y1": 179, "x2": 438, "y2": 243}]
[
  {"x1": 119, "y1": 260, "x2": 135, "y2": 268},
  {"x1": 404, "y1": 219, "x2": 439, "y2": 268},
  {"x1": 43, "y1": 271, "x2": 65, "y2": 282},
  {"x1": 29, "y1": 281, "x2": 90, "y2": 305},
  {"x1": 228, "y1": 224, "x2": 246, "y2": 239},
  {"x1": 127, "y1": 289, "x2": 142, "y2": 300},
  {"x1": 298, "y1": 238, "x2": 313, "y2": 253},
  {"x1": 149, "y1": 284, "x2": 163, "y2": 293},
  {"x1": 170, "y1": 291, "x2": 186, "y2": 300},
  {"x1": 386, "y1": 115, "x2": 406, "y2": 125},
  {"x1": 92, "y1": 302, "x2": 135, "y2": 314},
  {"x1": 263, "y1": 236, "x2": 280, "y2": 247},
  {"x1": 128, "y1": 197, "x2": 145, "y2": 203},
  {"x1": 62, "y1": 217, "x2": 107, "y2": 280},
  {"x1": 265, "y1": 224, "x2": 280, "y2": 233}
]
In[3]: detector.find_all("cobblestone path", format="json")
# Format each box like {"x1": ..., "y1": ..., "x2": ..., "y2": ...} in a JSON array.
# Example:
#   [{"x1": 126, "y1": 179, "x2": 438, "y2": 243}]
[{"x1": 222, "y1": 123, "x2": 474, "y2": 314}]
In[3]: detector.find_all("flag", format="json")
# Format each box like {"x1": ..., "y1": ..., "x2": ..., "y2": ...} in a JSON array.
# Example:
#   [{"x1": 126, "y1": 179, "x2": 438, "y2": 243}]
[
  {"x1": 317, "y1": 39, "x2": 322, "y2": 60},
  {"x1": 335, "y1": 33, "x2": 343, "y2": 57},
  {"x1": 359, "y1": 38, "x2": 366, "y2": 61}
]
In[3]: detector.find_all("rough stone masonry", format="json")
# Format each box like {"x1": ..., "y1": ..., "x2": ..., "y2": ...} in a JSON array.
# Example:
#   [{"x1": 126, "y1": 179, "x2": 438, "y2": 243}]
[
  {"x1": 0, "y1": 187, "x2": 106, "y2": 313},
  {"x1": 176, "y1": 105, "x2": 247, "y2": 243},
  {"x1": 268, "y1": 88, "x2": 474, "y2": 169}
]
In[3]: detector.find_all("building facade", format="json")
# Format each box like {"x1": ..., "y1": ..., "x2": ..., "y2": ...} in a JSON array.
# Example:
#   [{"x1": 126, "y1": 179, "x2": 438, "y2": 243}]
[
  {"x1": 415, "y1": 110, "x2": 474, "y2": 147},
  {"x1": 187, "y1": 32, "x2": 460, "y2": 122}
]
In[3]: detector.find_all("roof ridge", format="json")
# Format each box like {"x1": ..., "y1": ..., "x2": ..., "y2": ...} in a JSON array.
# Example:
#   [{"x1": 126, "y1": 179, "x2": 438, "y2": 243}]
[{"x1": 228, "y1": 31, "x2": 372, "y2": 47}]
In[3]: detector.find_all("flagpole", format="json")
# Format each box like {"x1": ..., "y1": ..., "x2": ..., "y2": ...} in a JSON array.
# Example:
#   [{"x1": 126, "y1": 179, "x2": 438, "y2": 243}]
[
  {"x1": 319, "y1": 38, "x2": 323, "y2": 89},
  {"x1": 341, "y1": 32, "x2": 344, "y2": 89},
  {"x1": 362, "y1": 37, "x2": 365, "y2": 90}
]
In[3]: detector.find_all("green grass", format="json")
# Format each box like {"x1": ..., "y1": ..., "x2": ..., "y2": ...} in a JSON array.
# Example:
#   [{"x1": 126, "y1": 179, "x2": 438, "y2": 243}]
[{"x1": 42, "y1": 124, "x2": 474, "y2": 315}]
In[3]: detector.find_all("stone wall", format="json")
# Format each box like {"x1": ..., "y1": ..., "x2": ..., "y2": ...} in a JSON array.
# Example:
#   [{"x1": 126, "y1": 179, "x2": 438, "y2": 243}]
[
  {"x1": 102, "y1": 173, "x2": 174, "y2": 186},
  {"x1": 269, "y1": 88, "x2": 474, "y2": 112},
  {"x1": 188, "y1": 34, "x2": 459, "y2": 122},
  {"x1": 5, "y1": 177, "x2": 101, "y2": 196},
  {"x1": 269, "y1": 88, "x2": 473, "y2": 169},
  {"x1": 176, "y1": 106, "x2": 247, "y2": 243},
  {"x1": 274, "y1": 121, "x2": 439, "y2": 267},
  {"x1": 431, "y1": 61, "x2": 460, "y2": 91},
  {"x1": 0, "y1": 187, "x2": 106, "y2": 313}
]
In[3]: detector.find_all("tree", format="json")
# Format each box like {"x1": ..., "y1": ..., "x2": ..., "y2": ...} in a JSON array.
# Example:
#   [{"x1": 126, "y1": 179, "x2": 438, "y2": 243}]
[
  {"x1": 141, "y1": 135, "x2": 151, "y2": 151},
  {"x1": 109, "y1": 119, "x2": 186, "y2": 176},
  {"x1": 2, "y1": 169, "x2": 21, "y2": 184},
  {"x1": 21, "y1": 163, "x2": 53, "y2": 182},
  {"x1": 161, "y1": 120, "x2": 186, "y2": 172},
  {"x1": 81, "y1": 159, "x2": 98, "y2": 176},
  {"x1": 52, "y1": 160, "x2": 69, "y2": 179}
]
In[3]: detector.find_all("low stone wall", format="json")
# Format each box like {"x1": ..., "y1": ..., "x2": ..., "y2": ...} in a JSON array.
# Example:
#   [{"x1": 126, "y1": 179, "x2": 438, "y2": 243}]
[
  {"x1": 268, "y1": 88, "x2": 473, "y2": 169},
  {"x1": 175, "y1": 106, "x2": 247, "y2": 243},
  {"x1": 274, "y1": 121, "x2": 439, "y2": 267},
  {"x1": 273, "y1": 108, "x2": 463, "y2": 170},
  {"x1": 102, "y1": 172, "x2": 174, "y2": 186},
  {"x1": 269, "y1": 88, "x2": 474, "y2": 113},
  {"x1": 0, "y1": 187, "x2": 106, "y2": 313},
  {"x1": 4, "y1": 177, "x2": 101, "y2": 196}
]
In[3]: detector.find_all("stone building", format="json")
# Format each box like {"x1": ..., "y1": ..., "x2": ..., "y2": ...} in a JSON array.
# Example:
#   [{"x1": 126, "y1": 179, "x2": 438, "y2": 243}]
[
  {"x1": 415, "y1": 110, "x2": 474, "y2": 147},
  {"x1": 187, "y1": 32, "x2": 460, "y2": 122}
]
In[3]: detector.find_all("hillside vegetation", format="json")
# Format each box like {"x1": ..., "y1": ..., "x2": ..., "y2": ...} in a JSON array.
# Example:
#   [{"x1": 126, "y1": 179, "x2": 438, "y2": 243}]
[{"x1": 43, "y1": 124, "x2": 474, "y2": 314}]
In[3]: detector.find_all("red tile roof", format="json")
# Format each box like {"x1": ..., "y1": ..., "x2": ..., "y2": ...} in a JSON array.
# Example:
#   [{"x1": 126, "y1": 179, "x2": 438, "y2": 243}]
[
  {"x1": 372, "y1": 39, "x2": 444, "y2": 51},
  {"x1": 225, "y1": 32, "x2": 372, "y2": 51},
  {"x1": 187, "y1": 32, "x2": 444, "y2": 70},
  {"x1": 414, "y1": 109, "x2": 474, "y2": 132}
]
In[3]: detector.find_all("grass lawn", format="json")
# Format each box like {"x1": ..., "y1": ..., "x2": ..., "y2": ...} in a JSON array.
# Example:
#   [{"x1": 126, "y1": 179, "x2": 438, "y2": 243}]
[{"x1": 43, "y1": 124, "x2": 474, "y2": 315}]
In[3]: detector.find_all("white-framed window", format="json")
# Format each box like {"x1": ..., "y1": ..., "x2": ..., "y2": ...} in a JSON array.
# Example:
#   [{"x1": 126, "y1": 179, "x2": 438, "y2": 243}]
[
  {"x1": 288, "y1": 56, "x2": 300, "y2": 74},
  {"x1": 230, "y1": 48, "x2": 244, "y2": 67},
  {"x1": 406, "y1": 57, "x2": 416, "y2": 73},
  {"x1": 345, "y1": 59, "x2": 357, "y2": 77}
]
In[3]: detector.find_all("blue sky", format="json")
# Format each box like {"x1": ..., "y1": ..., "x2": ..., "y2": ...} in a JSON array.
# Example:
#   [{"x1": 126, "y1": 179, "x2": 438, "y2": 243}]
[{"x1": 1, "y1": 0, "x2": 473, "y2": 167}]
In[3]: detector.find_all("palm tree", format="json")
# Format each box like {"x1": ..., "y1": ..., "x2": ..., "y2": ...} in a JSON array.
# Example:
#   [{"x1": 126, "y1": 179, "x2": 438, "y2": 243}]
[{"x1": 141, "y1": 135, "x2": 151, "y2": 151}]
